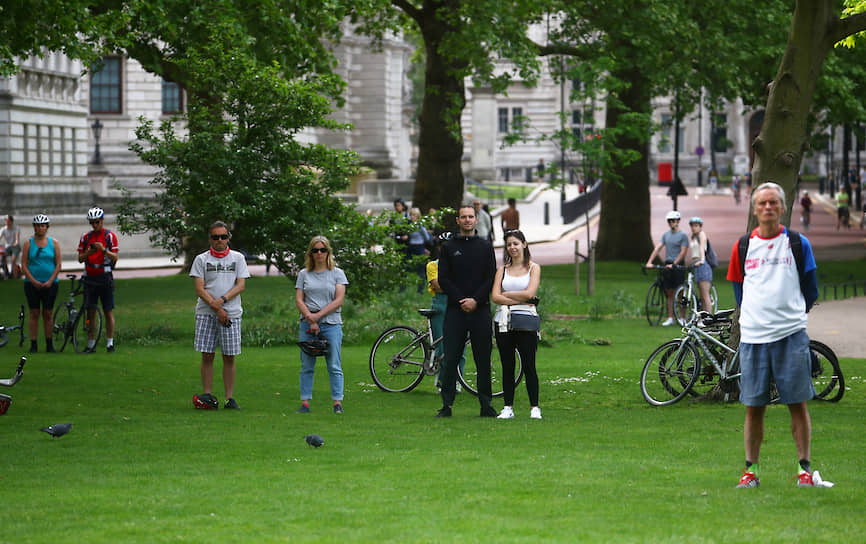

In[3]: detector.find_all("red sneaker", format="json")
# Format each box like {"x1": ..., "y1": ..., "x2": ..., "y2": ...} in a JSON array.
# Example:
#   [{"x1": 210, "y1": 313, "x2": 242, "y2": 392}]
[
  {"x1": 736, "y1": 470, "x2": 760, "y2": 488},
  {"x1": 797, "y1": 471, "x2": 815, "y2": 487}
]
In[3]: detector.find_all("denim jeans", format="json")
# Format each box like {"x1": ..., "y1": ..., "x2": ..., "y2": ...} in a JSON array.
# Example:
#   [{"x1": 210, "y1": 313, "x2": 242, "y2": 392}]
[{"x1": 299, "y1": 321, "x2": 344, "y2": 401}]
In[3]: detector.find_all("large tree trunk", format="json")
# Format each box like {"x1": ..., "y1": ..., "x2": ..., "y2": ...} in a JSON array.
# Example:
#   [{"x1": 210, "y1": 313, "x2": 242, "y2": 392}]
[
  {"x1": 412, "y1": 7, "x2": 467, "y2": 213},
  {"x1": 595, "y1": 65, "x2": 654, "y2": 261},
  {"x1": 749, "y1": 0, "x2": 837, "y2": 229}
]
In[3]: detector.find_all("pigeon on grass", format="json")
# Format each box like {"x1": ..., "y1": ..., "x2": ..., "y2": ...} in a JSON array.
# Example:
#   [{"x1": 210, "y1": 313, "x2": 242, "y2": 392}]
[
  {"x1": 304, "y1": 434, "x2": 324, "y2": 448},
  {"x1": 40, "y1": 423, "x2": 72, "y2": 438}
]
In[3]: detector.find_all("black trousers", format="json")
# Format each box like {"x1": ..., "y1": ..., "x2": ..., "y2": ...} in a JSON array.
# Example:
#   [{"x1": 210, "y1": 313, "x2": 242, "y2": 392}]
[
  {"x1": 495, "y1": 329, "x2": 539, "y2": 406},
  {"x1": 440, "y1": 305, "x2": 494, "y2": 412}
]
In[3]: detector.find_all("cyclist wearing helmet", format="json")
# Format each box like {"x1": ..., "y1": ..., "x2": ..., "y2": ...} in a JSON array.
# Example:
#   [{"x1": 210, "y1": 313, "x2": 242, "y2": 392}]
[
  {"x1": 645, "y1": 210, "x2": 689, "y2": 326},
  {"x1": 77, "y1": 206, "x2": 119, "y2": 352},
  {"x1": 21, "y1": 214, "x2": 62, "y2": 353},
  {"x1": 687, "y1": 216, "x2": 714, "y2": 313}
]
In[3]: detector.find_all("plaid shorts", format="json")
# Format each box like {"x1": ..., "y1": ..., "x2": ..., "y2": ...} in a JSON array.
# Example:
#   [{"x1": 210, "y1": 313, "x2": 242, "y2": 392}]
[{"x1": 194, "y1": 314, "x2": 242, "y2": 356}]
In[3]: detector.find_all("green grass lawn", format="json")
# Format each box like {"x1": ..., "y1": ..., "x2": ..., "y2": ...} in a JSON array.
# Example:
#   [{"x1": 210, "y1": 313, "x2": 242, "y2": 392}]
[{"x1": 0, "y1": 261, "x2": 864, "y2": 543}]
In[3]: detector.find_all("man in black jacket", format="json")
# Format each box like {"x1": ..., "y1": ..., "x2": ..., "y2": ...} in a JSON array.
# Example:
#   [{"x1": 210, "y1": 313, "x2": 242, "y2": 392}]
[{"x1": 435, "y1": 204, "x2": 498, "y2": 418}]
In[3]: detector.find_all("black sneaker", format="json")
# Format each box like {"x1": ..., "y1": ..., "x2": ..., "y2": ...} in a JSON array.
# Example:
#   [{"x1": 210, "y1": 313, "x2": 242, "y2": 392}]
[
  {"x1": 435, "y1": 406, "x2": 452, "y2": 418},
  {"x1": 83, "y1": 345, "x2": 97, "y2": 354},
  {"x1": 106, "y1": 345, "x2": 116, "y2": 353},
  {"x1": 224, "y1": 398, "x2": 240, "y2": 410},
  {"x1": 333, "y1": 403, "x2": 344, "y2": 414},
  {"x1": 193, "y1": 393, "x2": 219, "y2": 410},
  {"x1": 29, "y1": 345, "x2": 38, "y2": 354},
  {"x1": 296, "y1": 404, "x2": 311, "y2": 413},
  {"x1": 479, "y1": 405, "x2": 497, "y2": 417}
]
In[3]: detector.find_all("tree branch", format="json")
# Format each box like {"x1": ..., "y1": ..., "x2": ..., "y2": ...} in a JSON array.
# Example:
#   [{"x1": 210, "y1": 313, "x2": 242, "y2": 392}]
[
  {"x1": 831, "y1": 11, "x2": 866, "y2": 45},
  {"x1": 392, "y1": 0, "x2": 422, "y2": 25}
]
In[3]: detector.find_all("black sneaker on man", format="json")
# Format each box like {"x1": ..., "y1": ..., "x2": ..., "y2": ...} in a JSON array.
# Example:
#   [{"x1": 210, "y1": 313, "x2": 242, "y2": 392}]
[
  {"x1": 106, "y1": 345, "x2": 116, "y2": 353},
  {"x1": 224, "y1": 398, "x2": 240, "y2": 410},
  {"x1": 435, "y1": 406, "x2": 452, "y2": 418}
]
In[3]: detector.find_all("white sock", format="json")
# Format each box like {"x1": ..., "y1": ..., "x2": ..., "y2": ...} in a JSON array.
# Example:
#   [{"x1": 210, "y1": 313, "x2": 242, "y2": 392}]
[
  {"x1": 107, "y1": 338, "x2": 114, "y2": 347},
  {"x1": 87, "y1": 339, "x2": 96, "y2": 349}
]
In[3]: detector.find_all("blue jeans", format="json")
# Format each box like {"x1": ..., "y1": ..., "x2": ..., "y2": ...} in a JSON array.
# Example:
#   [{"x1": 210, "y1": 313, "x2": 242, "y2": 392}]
[{"x1": 299, "y1": 321, "x2": 344, "y2": 401}]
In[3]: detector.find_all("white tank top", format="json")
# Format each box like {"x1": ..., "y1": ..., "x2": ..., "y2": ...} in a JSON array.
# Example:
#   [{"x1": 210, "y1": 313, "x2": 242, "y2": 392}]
[{"x1": 494, "y1": 263, "x2": 535, "y2": 320}]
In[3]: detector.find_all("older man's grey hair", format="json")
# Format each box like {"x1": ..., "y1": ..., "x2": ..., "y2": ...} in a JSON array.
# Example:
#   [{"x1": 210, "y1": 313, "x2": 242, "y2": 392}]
[{"x1": 751, "y1": 182, "x2": 787, "y2": 213}]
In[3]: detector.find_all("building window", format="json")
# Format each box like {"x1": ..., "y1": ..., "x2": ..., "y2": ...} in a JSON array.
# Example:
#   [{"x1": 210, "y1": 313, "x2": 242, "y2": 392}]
[
  {"x1": 712, "y1": 113, "x2": 729, "y2": 153},
  {"x1": 90, "y1": 57, "x2": 122, "y2": 114},
  {"x1": 497, "y1": 107, "x2": 525, "y2": 133},
  {"x1": 572, "y1": 108, "x2": 593, "y2": 143},
  {"x1": 162, "y1": 79, "x2": 183, "y2": 114},
  {"x1": 498, "y1": 108, "x2": 509, "y2": 133},
  {"x1": 659, "y1": 113, "x2": 685, "y2": 153}
]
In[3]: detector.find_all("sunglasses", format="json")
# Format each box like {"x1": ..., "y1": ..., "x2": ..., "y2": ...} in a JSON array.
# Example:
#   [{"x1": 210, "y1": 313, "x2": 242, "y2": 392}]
[
  {"x1": 210, "y1": 234, "x2": 229, "y2": 240},
  {"x1": 89, "y1": 220, "x2": 102, "y2": 225},
  {"x1": 310, "y1": 247, "x2": 328, "y2": 254}
]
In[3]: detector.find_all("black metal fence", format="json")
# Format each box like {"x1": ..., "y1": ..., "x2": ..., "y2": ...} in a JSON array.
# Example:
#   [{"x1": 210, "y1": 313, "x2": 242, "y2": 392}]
[{"x1": 561, "y1": 181, "x2": 602, "y2": 224}]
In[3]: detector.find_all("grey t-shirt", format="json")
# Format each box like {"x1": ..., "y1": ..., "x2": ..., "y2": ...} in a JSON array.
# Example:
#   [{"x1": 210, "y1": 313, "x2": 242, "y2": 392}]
[
  {"x1": 295, "y1": 267, "x2": 349, "y2": 325},
  {"x1": 662, "y1": 230, "x2": 689, "y2": 263},
  {"x1": 190, "y1": 250, "x2": 251, "y2": 319}
]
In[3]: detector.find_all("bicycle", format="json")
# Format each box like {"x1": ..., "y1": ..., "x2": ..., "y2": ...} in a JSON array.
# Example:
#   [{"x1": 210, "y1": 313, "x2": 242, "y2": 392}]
[
  {"x1": 642, "y1": 266, "x2": 667, "y2": 326},
  {"x1": 0, "y1": 305, "x2": 26, "y2": 348},
  {"x1": 53, "y1": 274, "x2": 104, "y2": 353},
  {"x1": 673, "y1": 265, "x2": 718, "y2": 325},
  {"x1": 640, "y1": 309, "x2": 844, "y2": 406},
  {"x1": 369, "y1": 308, "x2": 523, "y2": 396}
]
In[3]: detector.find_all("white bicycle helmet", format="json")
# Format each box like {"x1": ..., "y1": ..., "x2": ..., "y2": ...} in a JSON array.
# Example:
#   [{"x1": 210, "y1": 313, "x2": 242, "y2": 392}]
[
  {"x1": 87, "y1": 207, "x2": 105, "y2": 221},
  {"x1": 32, "y1": 214, "x2": 50, "y2": 225},
  {"x1": 665, "y1": 210, "x2": 681, "y2": 221}
]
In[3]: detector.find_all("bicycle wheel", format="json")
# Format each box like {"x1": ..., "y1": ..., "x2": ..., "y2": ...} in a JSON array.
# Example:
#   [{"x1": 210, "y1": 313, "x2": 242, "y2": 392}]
[
  {"x1": 369, "y1": 326, "x2": 429, "y2": 393},
  {"x1": 52, "y1": 303, "x2": 75, "y2": 352},
  {"x1": 809, "y1": 340, "x2": 844, "y2": 402},
  {"x1": 458, "y1": 337, "x2": 523, "y2": 398},
  {"x1": 645, "y1": 282, "x2": 666, "y2": 326},
  {"x1": 72, "y1": 306, "x2": 103, "y2": 353},
  {"x1": 674, "y1": 285, "x2": 697, "y2": 325},
  {"x1": 640, "y1": 339, "x2": 701, "y2": 406},
  {"x1": 706, "y1": 284, "x2": 719, "y2": 314}
]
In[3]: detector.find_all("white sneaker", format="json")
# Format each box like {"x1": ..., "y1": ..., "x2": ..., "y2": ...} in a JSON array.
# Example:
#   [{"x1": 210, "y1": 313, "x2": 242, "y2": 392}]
[
  {"x1": 661, "y1": 317, "x2": 676, "y2": 327},
  {"x1": 455, "y1": 383, "x2": 462, "y2": 394},
  {"x1": 497, "y1": 406, "x2": 514, "y2": 419},
  {"x1": 530, "y1": 407, "x2": 542, "y2": 419}
]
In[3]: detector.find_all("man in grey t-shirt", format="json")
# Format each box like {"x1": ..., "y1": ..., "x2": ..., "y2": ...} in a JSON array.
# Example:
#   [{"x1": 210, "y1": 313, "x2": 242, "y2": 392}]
[
  {"x1": 645, "y1": 210, "x2": 689, "y2": 326},
  {"x1": 190, "y1": 221, "x2": 250, "y2": 410}
]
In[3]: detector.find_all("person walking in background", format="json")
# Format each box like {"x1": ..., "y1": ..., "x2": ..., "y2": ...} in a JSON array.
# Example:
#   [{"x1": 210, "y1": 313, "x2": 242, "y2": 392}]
[
  {"x1": 799, "y1": 190, "x2": 812, "y2": 230},
  {"x1": 727, "y1": 182, "x2": 821, "y2": 489},
  {"x1": 407, "y1": 207, "x2": 432, "y2": 293},
  {"x1": 435, "y1": 204, "x2": 497, "y2": 418},
  {"x1": 191, "y1": 221, "x2": 250, "y2": 410},
  {"x1": 732, "y1": 175, "x2": 742, "y2": 205},
  {"x1": 295, "y1": 236, "x2": 349, "y2": 414},
  {"x1": 645, "y1": 210, "x2": 689, "y2": 326},
  {"x1": 491, "y1": 230, "x2": 542, "y2": 420},
  {"x1": 473, "y1": 199, "x2": 493, "y2": 242},
  {"x1": 1, "y1": 215, "x2": 21, "y2": 279},
  {"x1": 835, "y1": 186, "x2": 850, "y2": 229},
  {"x1": 77, "y1": 207, "x2": 119, "y2": 353},
  {"x1": 501, "y1": 198, "x2": 520, "y2": 232},
  {"x1": 687, "y1": 217, "x2": 714, "y2": 313},
  {"x1": 536, "y1": 158, "x2": 545, "y2": 183},
  {"x1": 20, "y1": 214, "x2": 61, "y2": 353}
]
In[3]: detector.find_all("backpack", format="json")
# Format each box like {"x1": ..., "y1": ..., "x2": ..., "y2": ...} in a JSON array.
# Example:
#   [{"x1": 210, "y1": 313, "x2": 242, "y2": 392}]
[
  {"x1": 704, "y1": 238, "x2": 719, "y2": 268},
  {"x1": 737, "y1": 229, "x2": 806, "y2": 296}
]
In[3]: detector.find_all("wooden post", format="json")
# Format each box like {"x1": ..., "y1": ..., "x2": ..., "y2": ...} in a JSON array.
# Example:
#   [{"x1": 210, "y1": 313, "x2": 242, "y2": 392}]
[
  {"x1": 574, "y1": 240, "x2": 580, "y2": 295},
  {"x1": 588, "y1": 240, "x2": 596, "y2": 296}
]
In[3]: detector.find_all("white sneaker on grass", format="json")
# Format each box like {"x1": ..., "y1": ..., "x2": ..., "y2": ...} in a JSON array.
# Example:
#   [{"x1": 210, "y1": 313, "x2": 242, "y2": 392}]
[
  {"x1": 530, "y1": 407, "x2": 542, "y2": 419},
  {"x1": 661, "y1": 317, "x2": 676, "y2": 326},
  {"x1": 497, "y1": 406, "x2": 514, "y2": 419}
]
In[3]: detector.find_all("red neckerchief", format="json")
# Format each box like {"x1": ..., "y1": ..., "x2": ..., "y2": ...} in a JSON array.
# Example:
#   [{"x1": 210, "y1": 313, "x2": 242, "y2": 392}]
[{"x1": 210, "y1": 246, "x2": 230, "y2": 258}]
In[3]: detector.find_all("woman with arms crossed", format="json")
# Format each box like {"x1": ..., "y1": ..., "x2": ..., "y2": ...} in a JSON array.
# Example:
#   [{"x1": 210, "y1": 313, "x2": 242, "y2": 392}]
[{"x1": 491, "y1": 230, "x2": 542, "y2": 419}]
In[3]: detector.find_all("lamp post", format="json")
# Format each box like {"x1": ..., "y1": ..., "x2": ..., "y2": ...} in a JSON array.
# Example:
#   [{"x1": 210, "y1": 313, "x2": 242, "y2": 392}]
[{"x1": 91, "y1": 119, "x2": 103, "y2": 165}]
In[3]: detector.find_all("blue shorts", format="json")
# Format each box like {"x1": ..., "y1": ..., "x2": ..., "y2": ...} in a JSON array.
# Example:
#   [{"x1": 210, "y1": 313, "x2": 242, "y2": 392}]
[
  {"x1": 693, "y1": 262, "x2": 712, "y2": 283},
  {"x1": 739, "y1": 329, "x2": 815, "y2": 406}
]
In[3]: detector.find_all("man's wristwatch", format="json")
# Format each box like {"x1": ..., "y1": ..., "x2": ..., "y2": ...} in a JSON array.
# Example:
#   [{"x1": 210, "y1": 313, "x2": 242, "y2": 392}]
[{"x1": 220, "y1": 296, "x2": 228, "y2": 304}]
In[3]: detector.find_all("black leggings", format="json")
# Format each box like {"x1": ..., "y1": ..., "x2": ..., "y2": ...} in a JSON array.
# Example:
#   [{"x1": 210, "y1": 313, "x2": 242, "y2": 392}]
[{"x1": 495, "y1": 329, "x2": 539, "y2": 406}]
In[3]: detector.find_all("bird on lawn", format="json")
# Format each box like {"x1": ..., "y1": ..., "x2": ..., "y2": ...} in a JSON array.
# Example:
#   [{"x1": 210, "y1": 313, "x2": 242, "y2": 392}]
[
  {"x1": 304, "y1": 434, "x2": 324, "y2": 448},
  {"x1": 40, "y1": 423, "x2": 72, "y2": 438}
]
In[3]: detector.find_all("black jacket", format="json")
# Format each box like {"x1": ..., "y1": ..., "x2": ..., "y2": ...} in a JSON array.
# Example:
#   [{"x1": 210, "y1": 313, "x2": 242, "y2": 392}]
[{"x1": 437, "y1": 235, "x2": 496, "y2": 308}]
